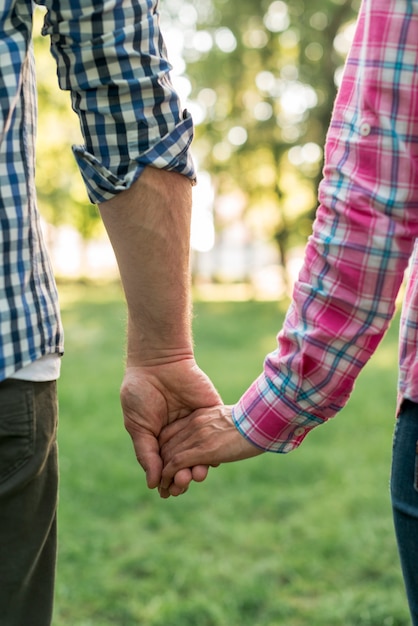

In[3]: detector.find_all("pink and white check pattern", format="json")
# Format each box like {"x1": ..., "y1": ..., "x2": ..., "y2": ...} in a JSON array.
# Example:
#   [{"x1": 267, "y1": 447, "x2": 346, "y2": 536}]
[{"x1": 232, "y1": 0, "x2": 418, "y2": 452}]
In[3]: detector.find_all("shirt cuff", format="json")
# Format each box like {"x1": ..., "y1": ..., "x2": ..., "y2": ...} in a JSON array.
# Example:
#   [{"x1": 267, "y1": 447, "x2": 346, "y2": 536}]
[
  {"x1": 232, "y1": 371, "x2": 327, "y2": 453},
  {"x1": 72, "y1": 110, "x2": 196, "y2": 205}
]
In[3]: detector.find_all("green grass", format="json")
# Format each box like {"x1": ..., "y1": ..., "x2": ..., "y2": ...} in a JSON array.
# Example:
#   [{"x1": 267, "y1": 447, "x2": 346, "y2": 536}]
[{"x1": 54, "y1": 282, "x2": 409, "y2": 626}]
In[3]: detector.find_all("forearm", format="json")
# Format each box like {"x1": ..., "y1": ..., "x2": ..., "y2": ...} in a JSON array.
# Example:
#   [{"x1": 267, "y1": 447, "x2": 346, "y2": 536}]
[
  {"x1": 233, "y1": 0, "x2": 418, "y2": 452},
  {"x1": 98, "y1": 167, "x2": 194, "y2": 365},
  {"x1": 44, "y1": 1, "x2": 196, "y2": 362}
]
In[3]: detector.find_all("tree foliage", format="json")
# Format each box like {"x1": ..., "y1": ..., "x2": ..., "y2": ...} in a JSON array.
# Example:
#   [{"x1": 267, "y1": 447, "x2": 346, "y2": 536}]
[
  {"x1": 164, "y1": 0, "x2": 359, "y2": 258},
  {"x1": 33, "y1": 1, "x2": 359, "y2": 261}
]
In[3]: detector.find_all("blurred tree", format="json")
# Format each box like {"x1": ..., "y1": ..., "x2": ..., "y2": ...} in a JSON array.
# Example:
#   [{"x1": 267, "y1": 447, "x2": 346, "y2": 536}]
[
  {"x1": 163, "y1": 0, "x2": 359, "y2": 275},
  {"x1": 32, "y1": 1, "x2": 359, "y2": 282}
]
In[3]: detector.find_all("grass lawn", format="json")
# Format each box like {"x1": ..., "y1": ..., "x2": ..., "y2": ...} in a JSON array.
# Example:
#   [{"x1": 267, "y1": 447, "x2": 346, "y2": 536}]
[{"x1": 53, "y1": 281, "x2": 409, "y2": 626}]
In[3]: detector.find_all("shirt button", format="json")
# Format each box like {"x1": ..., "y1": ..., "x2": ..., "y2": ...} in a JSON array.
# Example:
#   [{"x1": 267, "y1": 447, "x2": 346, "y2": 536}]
[
  {"x1": 359, "y1": 122, "x2": 371, "y2": 136},
  {"x1": 294, "y1": 426, "x2": 305, "y2": 437}
]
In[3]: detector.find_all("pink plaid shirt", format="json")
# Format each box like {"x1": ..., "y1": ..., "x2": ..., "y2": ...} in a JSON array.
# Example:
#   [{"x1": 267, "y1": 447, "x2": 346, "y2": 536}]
[{"x1": 232, "y1": 0, "x2": 418, "y2": 452}]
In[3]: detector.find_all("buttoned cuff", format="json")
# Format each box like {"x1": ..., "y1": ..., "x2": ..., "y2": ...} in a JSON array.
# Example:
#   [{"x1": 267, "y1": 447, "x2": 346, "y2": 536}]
[{"x1": 232, "y1": 371, "x2": 326, "y2": 453}]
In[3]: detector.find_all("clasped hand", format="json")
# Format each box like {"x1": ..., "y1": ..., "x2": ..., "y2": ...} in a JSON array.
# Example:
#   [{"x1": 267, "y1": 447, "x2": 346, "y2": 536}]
[
  {"x1": 121, "y1": 358, "x2": 263, "y2": 498},
  {"x1": 159, "y1": 403, "x2": 263, "y2": 497}
]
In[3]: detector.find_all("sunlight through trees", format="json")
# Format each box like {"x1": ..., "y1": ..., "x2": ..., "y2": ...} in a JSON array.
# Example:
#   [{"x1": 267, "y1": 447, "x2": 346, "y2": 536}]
[{"x1": 34, "y1": 0, "x2": 359, "y2": 286}]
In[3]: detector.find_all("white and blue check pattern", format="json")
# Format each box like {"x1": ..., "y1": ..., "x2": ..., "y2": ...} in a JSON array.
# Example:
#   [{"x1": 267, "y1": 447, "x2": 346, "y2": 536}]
[{"x1": 0, "y1": 0, "x2": 195, "y2": 380}]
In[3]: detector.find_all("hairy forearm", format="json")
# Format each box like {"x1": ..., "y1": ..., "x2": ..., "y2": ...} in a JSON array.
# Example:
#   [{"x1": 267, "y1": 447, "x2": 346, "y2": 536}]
[{"x1": 98, "y1": 167, "x2": 194, "y2": 366}]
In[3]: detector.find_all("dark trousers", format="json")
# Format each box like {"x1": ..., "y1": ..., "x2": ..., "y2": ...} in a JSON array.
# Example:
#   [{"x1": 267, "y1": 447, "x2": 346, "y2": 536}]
[
  {"x1": 391, "y1": 399, "x2": 418, "y2": 626},
  {"x1": 0, "y1": 379, "x2": 58, "y2": 626}
]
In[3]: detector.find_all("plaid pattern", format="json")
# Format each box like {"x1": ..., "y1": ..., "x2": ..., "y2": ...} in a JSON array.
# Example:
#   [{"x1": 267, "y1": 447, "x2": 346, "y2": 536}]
[
  {"x1": 233, "y1": 0, "x2": 418, "y2": 452},
  {"x1": 40, "y1": 0, "x2": 196, "y2": 202},
  {"x1": 0, "y1": 0, "x2": 195, "y2": 379}
]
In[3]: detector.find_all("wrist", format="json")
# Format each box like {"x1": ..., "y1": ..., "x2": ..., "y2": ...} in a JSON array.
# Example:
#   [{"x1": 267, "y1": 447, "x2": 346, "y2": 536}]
[
  {"x1": 125, "y1": 312, "x2": 193, "y2": 367},
  {"x1": 126, "y1": 345, "x2": 195, "y2": 368}
]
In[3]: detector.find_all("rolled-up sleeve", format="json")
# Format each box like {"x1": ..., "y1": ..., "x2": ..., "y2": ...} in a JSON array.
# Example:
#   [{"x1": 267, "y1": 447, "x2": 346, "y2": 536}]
[{"x1": 41, "y1": 0, "x2": 195, "y2": 203}]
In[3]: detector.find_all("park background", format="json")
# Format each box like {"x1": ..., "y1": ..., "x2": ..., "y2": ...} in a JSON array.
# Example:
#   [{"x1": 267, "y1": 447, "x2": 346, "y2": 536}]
[{"x1": 32, "y1": 1, "x2": 410, "y2": 624}]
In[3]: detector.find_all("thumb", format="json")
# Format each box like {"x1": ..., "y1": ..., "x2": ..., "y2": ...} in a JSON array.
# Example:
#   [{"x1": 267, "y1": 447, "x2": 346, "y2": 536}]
[{"x1": 131, "y1": 431, "x2": 163, "y2": 489}]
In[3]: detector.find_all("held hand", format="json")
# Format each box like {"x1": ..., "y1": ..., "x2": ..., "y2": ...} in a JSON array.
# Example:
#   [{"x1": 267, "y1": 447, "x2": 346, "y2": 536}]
[
  {"x1": 121, "y1": 358, "x2": 221, "y2": 490},
  {"x1": 159, "y1": 405, "x2": 264, "y2": 497}
]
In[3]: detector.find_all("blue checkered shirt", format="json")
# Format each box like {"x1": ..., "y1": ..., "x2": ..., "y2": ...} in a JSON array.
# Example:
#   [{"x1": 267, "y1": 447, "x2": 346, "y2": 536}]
[{"x1": 0, "y1": 0, "x2": 195, "y2": 380}]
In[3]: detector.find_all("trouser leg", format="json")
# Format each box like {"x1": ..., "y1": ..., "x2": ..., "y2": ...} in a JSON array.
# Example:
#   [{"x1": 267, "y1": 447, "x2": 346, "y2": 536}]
[
  {"x1": 390, "y1": 399, "x2": 418, "y2": 626},
  {"x1": 0, "y1": 379, "x2": 58, "y2": 626}
]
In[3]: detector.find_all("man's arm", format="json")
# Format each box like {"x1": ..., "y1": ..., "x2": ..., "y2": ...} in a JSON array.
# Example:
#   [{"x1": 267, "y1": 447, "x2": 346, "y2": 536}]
[
  {"x1": 43, "y1": 0, "x2": 221, "y2": 490},
  {"x1": 98, "y1": 167, "x2": 193, "y2": 365},
  {"x1": 98, "y1": 167, "x2": 221, "y2": 489}
]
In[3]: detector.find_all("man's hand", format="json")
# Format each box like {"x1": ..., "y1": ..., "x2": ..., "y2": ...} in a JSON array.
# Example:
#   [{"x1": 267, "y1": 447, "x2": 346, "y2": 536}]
[
  {"x1": 98, "y1": 168, "x2": 222, "y2": 492},
  {"x1": 159, "y1": 405, "x2": 264, "y2": 497},
  {"x1": 121, "y1": 357, "x2": 222, "y2": 491}
]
